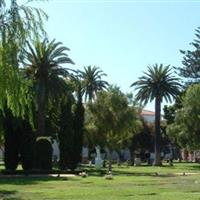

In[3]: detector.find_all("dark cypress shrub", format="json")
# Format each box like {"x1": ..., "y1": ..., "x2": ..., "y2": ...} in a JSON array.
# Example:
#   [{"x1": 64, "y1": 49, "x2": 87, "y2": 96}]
[
  {"x1": 73, "y1": 92, "x2": 85, "y2": 164},
  {"x1": 59, "y1": 96, "x2": 76, "y2": 170},
  {"x1": 1, "y1": 105, "x2": 35, "y2": 172},
  {"x1": 19, "y1": 120, "x2": 35, "y2": 171},
  {"x1": 35, "y1": 138, "x2": 52, "y2": 170},
  {"x1": 2, "y1": 110, "x2": 20, "y2": 171},
  {"x1": 4, "y1": 130, "x2": 20, "y2": 171}
]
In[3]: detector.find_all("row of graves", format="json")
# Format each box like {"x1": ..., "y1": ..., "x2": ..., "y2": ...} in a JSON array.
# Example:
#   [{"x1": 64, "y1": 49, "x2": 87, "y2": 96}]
[
  {"x1": 51, "y1": 141, "x2": 181, "y2": 168},
  {"x1": 0, "y1": 140, "x2": 199, "y2": 170}
]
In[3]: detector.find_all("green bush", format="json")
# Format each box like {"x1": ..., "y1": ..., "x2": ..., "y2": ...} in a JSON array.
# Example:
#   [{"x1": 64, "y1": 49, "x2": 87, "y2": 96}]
[{"x1": 35, "y1": 138, "x2": 52, "y2": 170}]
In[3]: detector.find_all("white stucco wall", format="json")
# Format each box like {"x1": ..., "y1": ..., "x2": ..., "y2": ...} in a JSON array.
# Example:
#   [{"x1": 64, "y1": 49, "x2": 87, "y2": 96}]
[{"x1": 142, "y1": 115, "x2": 155, "y2": 123}]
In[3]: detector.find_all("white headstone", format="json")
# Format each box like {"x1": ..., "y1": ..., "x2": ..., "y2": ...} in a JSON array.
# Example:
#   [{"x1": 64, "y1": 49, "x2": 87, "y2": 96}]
[
  {"x1": 95, "y1": 146, "x2": 103, "y2": 169},
  {"x1": 52, "y1": 140, "x2": 60, "y2": 162},
  {"x1": 123, "y1": 148, "x2": 131, "y2": 161},
  {"x1": 134, "y1": 158, "x2": 141, "y2": 166},
  {"x1": 82, "y1": 146, "x2": 89, "y2": 158}
]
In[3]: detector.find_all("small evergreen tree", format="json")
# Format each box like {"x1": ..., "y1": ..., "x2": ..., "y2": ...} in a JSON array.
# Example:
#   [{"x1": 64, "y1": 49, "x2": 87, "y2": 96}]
[
  {"x1": 19, "y1": 120, "x2": 35, "y2": 171},
  {"x1": 59, "y1": 95, "x2": 76, "y2": 170},
  {"x1": 73, "y1": 89, "x2": 85, "y2": 164}
]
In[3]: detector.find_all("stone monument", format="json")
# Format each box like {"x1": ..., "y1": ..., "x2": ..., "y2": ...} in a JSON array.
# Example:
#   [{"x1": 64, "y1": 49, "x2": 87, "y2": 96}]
[{"x1": 95, "y1": 146, "x2": 103, "y2": 169}]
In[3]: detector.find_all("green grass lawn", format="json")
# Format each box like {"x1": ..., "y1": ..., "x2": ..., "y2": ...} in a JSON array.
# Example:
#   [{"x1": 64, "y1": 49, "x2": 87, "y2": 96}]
[{"x1": 1, "y1": 162, "x2": 200, "y2": 200}]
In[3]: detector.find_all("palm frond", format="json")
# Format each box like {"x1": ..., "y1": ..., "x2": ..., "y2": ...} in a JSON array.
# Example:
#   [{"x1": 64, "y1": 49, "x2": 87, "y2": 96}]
[{"x1": 131, "y1": 64, "x2": 182, "y2": 104}]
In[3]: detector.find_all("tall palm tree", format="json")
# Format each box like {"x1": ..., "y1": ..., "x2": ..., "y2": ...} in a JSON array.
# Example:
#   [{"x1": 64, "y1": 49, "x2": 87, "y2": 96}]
[
  {"x1": 131, "y1": 64, "x2": 182, "y2": 165},
  {"x1": 79, "y1": 66, "x2": 109, "y2": 102},
  {"x1": 23, "y1": 39, "x2": 74, "y2": 137}
]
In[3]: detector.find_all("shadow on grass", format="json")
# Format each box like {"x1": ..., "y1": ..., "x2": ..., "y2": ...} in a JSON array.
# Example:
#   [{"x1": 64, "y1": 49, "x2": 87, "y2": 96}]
[
  {"x1": 0, "y1": 190, "x2": 17, "y2": 195},
  {"x1": 0, "y1": 190, "x2": 22, "y2": 200},
  {"x1": 0, "y1": 176, "x2": 81, "y2": 186},
  {"x1": 111, "y1": 169, "x2": 178, "y2": 177},
  {"x1": 176, "y1": 164, "x2": 200, "y2": 171},
  {"x1": 123, "y1": 192, "x2": 157, "y2": 197},
  {"x1": 82, "y1": 166, "x2": 176, "y2": 178},
  {"x1": 1, "y1": 163, "x2": 200, "y2": 186},
  {"x1": 140, "y1": 192, "x2": 157, "y2": 196},
  {"x1": 81, "y1": 165, "x2": 178, "y2": 177},
  {"x1": 81, "y1": 167, "x2": 107, "y2": 177}
]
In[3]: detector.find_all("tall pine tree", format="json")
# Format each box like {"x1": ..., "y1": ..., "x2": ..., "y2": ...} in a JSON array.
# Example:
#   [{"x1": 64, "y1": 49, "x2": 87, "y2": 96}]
[{"x1": 176, "y1": 27, "x2": 200, "y2": 84}]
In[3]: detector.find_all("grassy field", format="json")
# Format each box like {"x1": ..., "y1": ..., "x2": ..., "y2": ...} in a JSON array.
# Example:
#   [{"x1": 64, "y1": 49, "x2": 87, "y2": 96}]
[{"x1": 1, "y1": 162, "x2": 200, "y2": 200}]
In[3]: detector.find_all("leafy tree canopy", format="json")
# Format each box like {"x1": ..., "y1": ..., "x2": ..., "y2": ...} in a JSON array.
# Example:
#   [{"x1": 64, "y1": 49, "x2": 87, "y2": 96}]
[
  {"x1": 167, "y1": 83, "x2": 200, "y2": 150},
  {"x1": 85, "y1": 85, "x2": 142, "y2": 150}
]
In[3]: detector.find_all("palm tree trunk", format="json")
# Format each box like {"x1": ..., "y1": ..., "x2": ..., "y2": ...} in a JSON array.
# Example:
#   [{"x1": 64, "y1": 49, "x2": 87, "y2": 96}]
[
  {"x1": 154, "y1": 96, "x2": 162, "y2": 166},
  {"x1": 37, "y1": 84, "x2": 46, "y2": 137}
]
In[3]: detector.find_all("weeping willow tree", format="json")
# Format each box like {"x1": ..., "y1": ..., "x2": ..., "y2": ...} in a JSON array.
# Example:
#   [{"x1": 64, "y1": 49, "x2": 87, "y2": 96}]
[{"x1": 0, "y1": 0, "x2": 47, "y2": 120}]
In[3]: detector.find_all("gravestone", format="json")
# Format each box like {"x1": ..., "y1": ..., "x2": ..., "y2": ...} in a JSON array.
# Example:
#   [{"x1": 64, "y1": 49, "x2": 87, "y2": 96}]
[
  {"x1": 82, "y1": 145, "x2": 89, "y2": 164},
  {"x1": 95, "y1": 146, "x2": 103, "y2": 169},
  {"x1": 134, "y1": 157, "x2": 141, "y2": 166},
  {"x1": 52, "y1": 139, "x2": 60, "y2": 163}
]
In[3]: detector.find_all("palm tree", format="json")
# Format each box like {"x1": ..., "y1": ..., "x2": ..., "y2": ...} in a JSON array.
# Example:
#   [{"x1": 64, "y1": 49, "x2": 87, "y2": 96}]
[
  {"x1": 131, "y1": 64, "x2": 182, "y2": 165},
  {"x1": 23, "y1": 39, "x2": 74, "y2": 137},
  {"x1": 79, "y1": 66, "x2": 109, "y2": 102}
]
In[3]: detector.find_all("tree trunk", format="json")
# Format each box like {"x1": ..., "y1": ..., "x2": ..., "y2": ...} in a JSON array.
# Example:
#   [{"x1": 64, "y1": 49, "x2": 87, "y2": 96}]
[
  {"x1": 107, "y1": 149, "x2": 112, "y2": 172},
  {"x1": 154, "y1": 96, "x2": 162, "y2": 166},
  {"x1": 37, "y1": 84, "x2": 46, "y2": 137}
]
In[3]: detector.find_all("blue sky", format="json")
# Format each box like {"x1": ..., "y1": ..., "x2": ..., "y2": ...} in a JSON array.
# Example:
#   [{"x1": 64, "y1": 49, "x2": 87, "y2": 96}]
[{"x1": 19, "y1": 0, "x2": 200, "y2": 110}]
